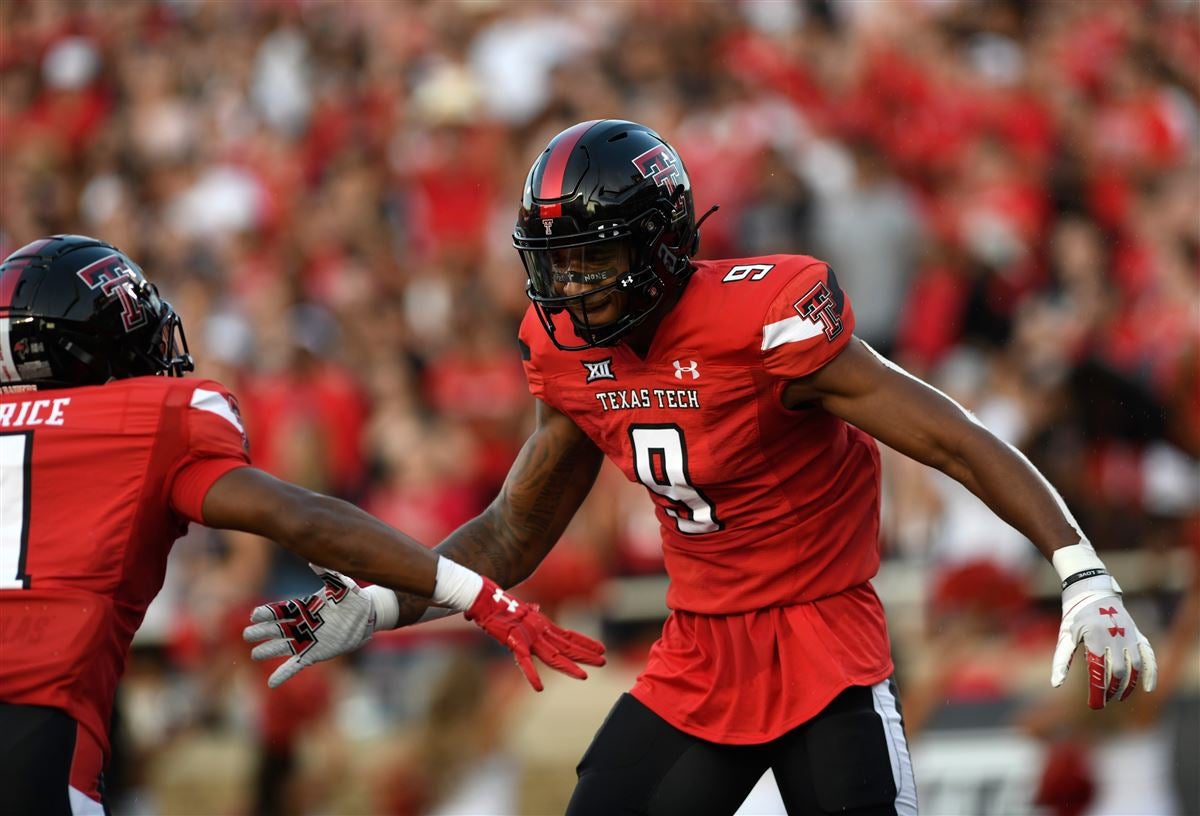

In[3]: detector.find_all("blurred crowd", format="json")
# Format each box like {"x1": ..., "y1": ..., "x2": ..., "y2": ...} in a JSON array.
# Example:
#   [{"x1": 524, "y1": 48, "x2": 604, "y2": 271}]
[{"x1": 1, "y1": 0, "x2": 1197, "y2": 814}]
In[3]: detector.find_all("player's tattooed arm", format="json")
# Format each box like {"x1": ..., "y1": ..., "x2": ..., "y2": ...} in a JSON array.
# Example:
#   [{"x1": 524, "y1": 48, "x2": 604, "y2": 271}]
[
  {"x1": 390, "y1": 399, "x2": 605, "y2": 627},
  {"x1": 784, "y1": 337, "x2": 1082, "y2": 562}
]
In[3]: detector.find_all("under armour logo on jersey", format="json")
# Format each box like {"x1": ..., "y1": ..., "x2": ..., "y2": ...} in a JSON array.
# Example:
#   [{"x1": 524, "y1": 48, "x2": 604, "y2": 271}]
[
  {"x1": 492, "y1": 587, "x2": 519, "y2": 613},
  {"x1": 542, "y1": 219, "x2": 554, "y2": 235},
  {"x1": 583, "y1": 357, "x2": 616, "y2": 383},
  {"x1": 673, "y1": 360, "x2": 699, "y2": 380},
  {"x1": 632, "y1": 145, "x2": 683, "y2": 194},
  {"x1": 1099, "y1": 606, "x2": 1126, "y2": 637}
]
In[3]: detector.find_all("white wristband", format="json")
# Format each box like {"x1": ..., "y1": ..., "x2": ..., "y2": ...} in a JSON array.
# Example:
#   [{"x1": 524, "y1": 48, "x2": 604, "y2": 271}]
[
  {"x1": 1052, "y1": 540, "x2": 1121, "y2": 595},
  {"x1": 362, "y1": 585, "x2": 400, "y2": 630},
  {"x1": 1051, "y1": 540, "x2": 1106, "y2": 582},
  {"x1": 432, "y1": 556, "x2": 485, "y2": 611}
]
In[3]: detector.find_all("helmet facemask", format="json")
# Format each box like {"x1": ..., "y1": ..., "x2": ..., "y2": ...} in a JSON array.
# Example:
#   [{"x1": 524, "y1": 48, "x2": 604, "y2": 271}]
[{"x1": 520, "y1": 233, "x2": 666, "y2": 349}]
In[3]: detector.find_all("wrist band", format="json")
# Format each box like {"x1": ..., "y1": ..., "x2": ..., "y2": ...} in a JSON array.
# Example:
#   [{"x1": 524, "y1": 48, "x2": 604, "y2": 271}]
[
  {"x1": 362, "y1": 585, "x2": 400, "y2": 630},
  {"x1": 1051, "y1": 541, "x2": 1106, "y2": 582},
  {"x1": 1061, "y1": 568, "x2": 1109, "y2": 591},
  {"x1": 432, "y1": 556, "x2": 485, "y2": 611}
]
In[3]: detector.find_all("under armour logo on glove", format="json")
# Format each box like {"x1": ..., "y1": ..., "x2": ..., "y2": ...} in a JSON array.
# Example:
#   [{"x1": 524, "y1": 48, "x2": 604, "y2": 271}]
[
  {"x1": 1052, "y1": 579, "x2": 1157, "y2": 709},
  {"x1": 1099, "y1": 606, "x2": 1126, "y2": 637},
  {"x1": 465, "y1": 576, "x2": 606, "y2": 692},
  {"x1": 493, "y1": 586, "x2": 519, "y2": 613}
]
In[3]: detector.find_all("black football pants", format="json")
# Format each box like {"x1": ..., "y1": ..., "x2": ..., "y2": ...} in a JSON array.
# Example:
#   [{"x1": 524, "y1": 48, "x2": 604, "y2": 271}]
[
  {"x1": 566, "y1": 679, "x2": 917, "y2": 816},
  {"x1": 0, "y1": 703, "x2": 109, "y2": 816}
]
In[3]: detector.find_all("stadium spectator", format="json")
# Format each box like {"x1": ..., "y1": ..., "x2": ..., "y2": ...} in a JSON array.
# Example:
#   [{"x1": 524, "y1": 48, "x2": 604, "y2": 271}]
[{"x1": 0, "y1": 1, "x2": 1194, "y2": 810}]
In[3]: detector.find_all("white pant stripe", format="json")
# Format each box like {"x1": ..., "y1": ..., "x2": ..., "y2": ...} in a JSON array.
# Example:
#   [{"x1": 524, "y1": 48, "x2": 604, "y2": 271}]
[
  {"x1": 69, "y1": 785, "x2": 104, "y2": 815},
  {"x1": 870, "y1": 679, "x2": 919, "y2": 816}
]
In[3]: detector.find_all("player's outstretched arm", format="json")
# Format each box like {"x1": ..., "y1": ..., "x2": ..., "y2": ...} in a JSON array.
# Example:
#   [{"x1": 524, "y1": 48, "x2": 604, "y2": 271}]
[
  {"x1": 783, "y1": 337, "x2": 1157, "y2": 709},
  {"x1": 385, "y1": 398, "x2": 607, "y2": 627},
  {"x1": 204, "y1": 466, "x2": 442, "y2": 594},
  {"x1": 202, "y1": 467, "x2": 604, "y2": 689}
]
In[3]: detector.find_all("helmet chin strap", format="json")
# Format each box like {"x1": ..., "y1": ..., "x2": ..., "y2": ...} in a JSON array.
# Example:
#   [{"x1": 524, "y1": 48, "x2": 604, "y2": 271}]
[
  {"x1": 695, "y1": 203, "x2": 720, "y2": 230},
  {"x1": 688, "y1": 203, "x2": 719, "y2": 257}
]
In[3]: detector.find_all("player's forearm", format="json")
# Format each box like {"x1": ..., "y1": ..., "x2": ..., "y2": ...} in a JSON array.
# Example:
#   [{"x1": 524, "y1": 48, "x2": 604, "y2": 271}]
[
  {"x1": 383, "y1": 508, "x2": 553, "y2": 628},
  {"x1": 283, "y1": 493, "x2": 440, "y2": 596},
  {"x1": 938, "y1": 424, "x2": 1083, "y2": 561},
  {"x1": 435, "y1": 504, "x2": 550, "y2": 588},
  {"x1": 811, "y1": 342, "x2": 1085, "y2": 562},
  {"x1": 380, "y1": 404, "x2": 602, "y2": 627}
]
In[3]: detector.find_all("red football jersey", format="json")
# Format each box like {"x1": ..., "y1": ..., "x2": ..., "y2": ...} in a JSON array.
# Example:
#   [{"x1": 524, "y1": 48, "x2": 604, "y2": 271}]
[
  {"x1": 519, "y1": 255, "x2": 893, "y2": 742},
  {"x1": 0, "y1": 377, "x2": 251, "y2": 775}
]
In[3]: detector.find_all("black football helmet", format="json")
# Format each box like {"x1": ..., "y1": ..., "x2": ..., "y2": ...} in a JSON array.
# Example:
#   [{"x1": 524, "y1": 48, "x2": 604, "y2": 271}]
[
  {"x1": 0, "y1": 235, "x2": 193, "y2": 389},
  {"x1": 513, "y1": 120, "x2": 702, "y2": 350}
]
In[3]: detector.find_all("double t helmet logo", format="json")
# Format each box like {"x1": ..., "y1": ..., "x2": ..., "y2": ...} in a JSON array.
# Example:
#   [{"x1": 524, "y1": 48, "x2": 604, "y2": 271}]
[{"x1": 632, "y1": 145, "x2": 683, "y2": 194}]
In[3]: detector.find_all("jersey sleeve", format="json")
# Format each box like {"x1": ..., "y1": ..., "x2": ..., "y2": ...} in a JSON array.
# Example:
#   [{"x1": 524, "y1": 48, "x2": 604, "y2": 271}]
[
  {"x1": 168, "y1": 382, "x2": 252, "y2": 523},
  {"x1": 518, "y1": 307, "x2": 558, "y2": 408},
  {"x1": 760, "y1": 261, "x2": 856, "y2": 379}
]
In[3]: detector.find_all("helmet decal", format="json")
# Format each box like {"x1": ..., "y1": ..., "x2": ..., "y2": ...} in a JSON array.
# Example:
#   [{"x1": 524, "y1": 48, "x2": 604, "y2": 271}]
[
  {"x1": 74, "y1": 253, "x2": 148, "y2": 332},
  {"x1": 0, "y1": 239, "x2": 52, "y2": 309},
  {"x1": 533, "y1": 119, "x2": 601, "y2": 217},
  {"x1": 632, "y1": 145, "x2": 683, "y2": 195},
  {"x1": 0, "y1": 235, "x2": 193, "y2": 389}
]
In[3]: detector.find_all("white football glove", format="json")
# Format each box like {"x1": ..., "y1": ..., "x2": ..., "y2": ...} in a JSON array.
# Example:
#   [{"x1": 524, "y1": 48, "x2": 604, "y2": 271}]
[
  {"x1": 243, "y1": 565, "x2": 395, "y2": 688},
  {"x1": 1050, "y1": 545, "x2": 1158, "y2": 709}
]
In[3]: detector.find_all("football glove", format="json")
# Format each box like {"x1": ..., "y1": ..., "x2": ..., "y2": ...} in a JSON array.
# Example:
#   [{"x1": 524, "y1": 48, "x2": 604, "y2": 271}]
[
  {"x1": 245, "y1": 562, "x2": 606, "y2": 692},
  {"x1": 1050, "y1": 545, "x2": 1157, "y2": 709},
  {"x1": 464, "y1": 575, "x2": 606, "y2": 692},
  {"x1": 243, "y1": 565, "x2": 384, "y2": 688}
]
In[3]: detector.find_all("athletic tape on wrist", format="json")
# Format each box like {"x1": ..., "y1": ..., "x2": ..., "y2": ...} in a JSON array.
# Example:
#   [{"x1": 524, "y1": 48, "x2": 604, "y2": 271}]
[
  {"x1": 432, "y1": 557, "x2": 485, "y2": 611},
  {"x1": 1051, "y1": 541, "x2": 1106, "y2": 582},
  {"x1": 362, "y1": 585, "x2": 400, "y2": 630}
]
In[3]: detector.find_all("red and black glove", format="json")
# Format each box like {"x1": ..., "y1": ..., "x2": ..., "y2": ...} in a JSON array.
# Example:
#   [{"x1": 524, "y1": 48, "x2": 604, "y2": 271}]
[{"x1": 465, "y1": 576, "x2": 606, "y2": 691}]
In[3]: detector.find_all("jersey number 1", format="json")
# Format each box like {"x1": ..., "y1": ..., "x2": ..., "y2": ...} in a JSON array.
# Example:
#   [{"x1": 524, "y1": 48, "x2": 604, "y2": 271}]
[
  {"x1": 629, "y1": 424, "x2": 722, "y2": 535},
  {"x1": 0, "y1": 432, "x2": 32, "y2": 590}
]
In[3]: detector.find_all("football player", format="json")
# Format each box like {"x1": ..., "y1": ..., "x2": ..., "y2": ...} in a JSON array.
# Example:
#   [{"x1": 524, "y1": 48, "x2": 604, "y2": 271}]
[
  {"x1": 0, "y1": 235, "x2": 604, "y2": 816},
  {"x1": 249, "y1": 121, "x2": 1157, "y2": 815}
]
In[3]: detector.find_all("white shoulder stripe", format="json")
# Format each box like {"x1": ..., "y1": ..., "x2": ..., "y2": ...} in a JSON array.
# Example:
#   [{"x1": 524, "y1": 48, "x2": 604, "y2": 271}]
[
  {"x1": 190, "y1": 387, "x2": 244, "y2": 434},
  {"x1": 761, "y1": 314, "x2": 825, "y2": 351}
]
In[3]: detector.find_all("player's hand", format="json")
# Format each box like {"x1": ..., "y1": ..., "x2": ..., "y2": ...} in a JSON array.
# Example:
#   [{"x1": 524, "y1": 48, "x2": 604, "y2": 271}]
[
  {"x1": 243, "y1": 566, "x2": 375, "y2": 688},
  {"x1": 465, "y1": 577, "x2": 605, "y2": 692},
  {"x1": 1051, "y1": 576, "x2": 1158, "y2": 709}
]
